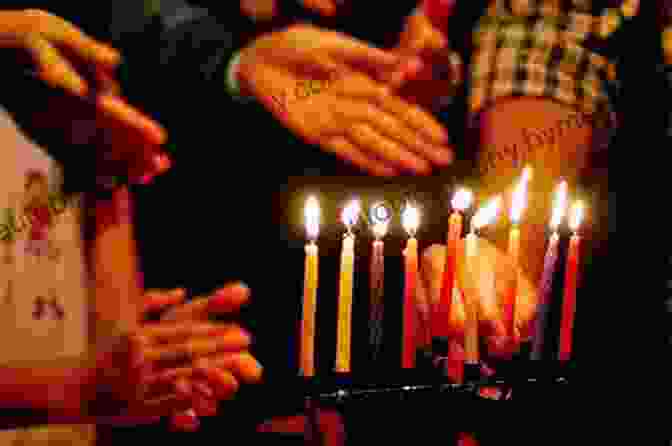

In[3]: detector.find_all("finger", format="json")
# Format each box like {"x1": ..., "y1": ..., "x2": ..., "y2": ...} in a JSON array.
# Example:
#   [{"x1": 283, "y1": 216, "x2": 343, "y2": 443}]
[
  {"x1": 326, "y1": 36, "x2": 398, "y2": 72},
  {"x1": 194, "y1": 366, "x2": 240, "y2": 401},
  {"x1": 347, "y1": 123, "x2": 432, "y2": 174},
  {"x1": 96, "y1": 94, "x2": 167, "y2": 146},
  {"x1": 140, "y1": 392, "x2": 193, "y2": 417},
  {"x1": 207, "y1": 282, "x2": 251, "y2": 314},
  {"x1": 323, "y1": 135, "x2": 398, "y2": 176},
  {"x1": 142, "y1": 288, "x2": 186, "y2": 314},
  {"x1": 372, "y1": 90, "x2": 450, "y2": 145},
  {"x1": 348, "y1": 104, "x2": 453, "y2": 166},
  {"x1": 162, "y1": 282, "x2": 250, "y2": 322},
  {"x1": 301, "y1": 0, "x2": 338, "y2": 16},
  {"x1": 32, "y1": 9, "x2": 121, "y2": 68},
  {"x1": 335, "y1": 78, "x2": 449, "y2": 145},
  {"x1": 144, "y1": 328, "x2": 251, "y2": 362},
  {"x1": 22, "y1": 34, "x2": 87, "y2": 96},
  {"x1": 141, "y1": 321, "x2": 238, "y2": 343},
  {"x1": 146, "y1": 352, "x2": 257, "y2": 384}
]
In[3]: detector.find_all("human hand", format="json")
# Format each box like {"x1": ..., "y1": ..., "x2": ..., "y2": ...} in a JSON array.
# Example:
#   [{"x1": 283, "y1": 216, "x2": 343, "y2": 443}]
[
  {"x1": 382, "y1": 5, "x2": 459, "y2": 110},
  {"x1": 0, "y1": 9, "x2": 169, "y2": 184},
  {"x1": 418, "y1": 240, "x2": 537, "y2": 381},
  {"x1": 238, "y1": 24, "x2": 453, "y2": 175},
  {"x1": 85, "y1": 284, "x2": 255, "y2": 425},
  {"x1": 146, "y1": 284, "x2": 262, "y2": 431}
]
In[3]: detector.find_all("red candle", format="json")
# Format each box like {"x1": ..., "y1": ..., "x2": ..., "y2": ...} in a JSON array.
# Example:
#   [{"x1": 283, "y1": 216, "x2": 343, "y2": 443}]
[
  {"x1": 436, "y1": 188, "x2": 472, "y2": 339},
  {"x1": 402, "y1": 203, "x2": 420, "y2": 368},
  {"x1": 559, "y1": 201, "x2": 584, "y2": 361}
]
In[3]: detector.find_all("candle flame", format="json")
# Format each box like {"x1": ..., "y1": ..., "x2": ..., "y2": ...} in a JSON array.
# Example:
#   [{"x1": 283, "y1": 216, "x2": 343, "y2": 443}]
[
  {"x1": 305, "y1": 196, "x2": 320, "y2": 240},
  {"x1": 451, "y1": 188, "x2": 473, "y2": 211},
  {"x1": 342, "y1": 200, "x2": 360, "y2": 228},
  {"x1": 402, "y1": 203, "x2": 420, "y2": 236},
  {"x1": 550, "y1": 181, "x2": 568, "y2": 230},
  {"x1": 510, "y1": 167, "x2": 532, "y2": 223},
  {"x1": 569, "y1": 201, "x2": 584, "y2": 232},
  {"x1": 472, "y1": 196, "x2": 501, "y2": 230}
]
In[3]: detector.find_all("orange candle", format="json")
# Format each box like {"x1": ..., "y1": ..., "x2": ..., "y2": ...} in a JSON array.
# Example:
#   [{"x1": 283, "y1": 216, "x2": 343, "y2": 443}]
[
  {"x1": 559, "y1": 201, "x2": 583, "y2": 361},
  {"x1": 436, "y1": 188, "x2": 472, "y2": 339},
  {"x1": 300, "y1": 196, "x2": 320, "y2": 377},
  {"x1": 336, "y1": 200, "x2": 359, "y2": 373},
  {"x1": 505, "y1": 167, "x2": 531, "y2": 340},
  {"x1": 402, "y1": 203, "x2": 420, "y2": 368}
]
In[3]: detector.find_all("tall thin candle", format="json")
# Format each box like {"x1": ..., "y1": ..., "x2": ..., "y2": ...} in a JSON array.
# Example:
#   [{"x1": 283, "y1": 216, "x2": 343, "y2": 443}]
[
  {"x1": 504, "y1": 167, "x2": 531, "y2": 340},
  {"x1": 369, "y1": 202, "x2": 390, "y2": 361},
  {"x1": 436, "y1": 188, "x2": 472, "y2": 339},
  {"x1": 464, "y1": 196, "x2": 502, "y2": 365},
  {"x1": 558, "y1": 201, "x2": 583, "y2": 361},
  {"x1": 300, "y1": 196, "x2": 320, "y2": 377},
  {"x1": 531, "y1": 181, "x2": 567, "y2": 360},
  {"x1": 402, "y1": 203, "x2": 420, "y2": 368},
  {"x1": 336, "y1": 200, "x2": 359, "y2": 373}
]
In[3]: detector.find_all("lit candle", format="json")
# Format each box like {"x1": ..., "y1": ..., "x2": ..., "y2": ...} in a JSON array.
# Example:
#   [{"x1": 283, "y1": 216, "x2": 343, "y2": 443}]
[
  {"x1": 531, "y1": 181, "x2": 567, "y2": 360},
  {"x1": 436, "y1": 188, "x2": 472, "y2": 339},
  {"x1": 368, "y1": 202, "x2": 390, "y2": 361},
  {"x1": 464, "y1": 196, "x2": 502, "y2": 365},
  {"x1": 300, "y1": 196, "x2": 320, "y2": 377},
  {"x1": 402, "y1": 203, "x2": 420, "y2": 368},
  {"x1": 558, "y1": 201, "x2": 583, "y2": 361},
  {"x1": 505, "y1": 167, "x2": 532, "y2": 340},
  {"x1": 335, "y1": 200, "x2": 360, "y2": 373}
]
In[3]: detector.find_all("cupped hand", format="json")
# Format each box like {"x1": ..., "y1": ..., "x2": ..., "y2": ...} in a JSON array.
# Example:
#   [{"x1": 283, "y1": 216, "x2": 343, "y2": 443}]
[
  {"x1": 143, "y1": 283, "x2": 262, "y2": 430},
  {"x1": 238, "y1": 24, "x2": 453, "y2": 175},
  {"x1": 0, "y1": 9, "x2": 169, "y2": 184},
  {"x1": 418, "y1": 240, "x2": 537, "y2": 381}
]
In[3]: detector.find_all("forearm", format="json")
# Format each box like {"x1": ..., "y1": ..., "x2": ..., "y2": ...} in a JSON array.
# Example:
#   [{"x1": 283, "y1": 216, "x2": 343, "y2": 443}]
[{"x1": 475, "y1": 97, "x2": 594, "y2": 283}]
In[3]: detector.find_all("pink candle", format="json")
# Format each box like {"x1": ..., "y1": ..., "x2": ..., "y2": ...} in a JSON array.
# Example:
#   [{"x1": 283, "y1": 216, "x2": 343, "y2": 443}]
[
  {"x1": 402, "y1": 204, "x2": 420, "y2": 368},
  {"x1": 369, "y1": 202, "x2": 389, "y2": 361},
  {"x1": 558, "y1": 201, "x2": 583, "y2": 361},
  {"x1": 531, "y1": 181, "x2": 567, "y2": 360}
]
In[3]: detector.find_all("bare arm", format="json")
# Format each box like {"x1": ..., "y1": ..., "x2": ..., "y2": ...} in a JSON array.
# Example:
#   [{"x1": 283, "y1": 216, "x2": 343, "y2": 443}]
[{"x1": 475, "y1": 97, "x2": 594, "y2": 284}]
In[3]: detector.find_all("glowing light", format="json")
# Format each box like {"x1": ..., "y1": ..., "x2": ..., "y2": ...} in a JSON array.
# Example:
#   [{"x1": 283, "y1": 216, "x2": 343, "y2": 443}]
[
  {"x1": 369, "y1": 202, "x2": 391, "y2": 239},
  {"x1": 342, "y1": 200, "x2": 360, "y2": 229},
  {"x1": 569, "y1": 201, "x2": 584, "y2": 232},
  {"x1": 550, "y1": 181, "x2": 568, "y2": 231},
  {"x1": 451, "y1": 188, "x2": 473, "y2": 211},
  {"x1": 472, "y1": 196, "x2": 502, "y2": 231},
  {"x1": 402, "y1": 203, "x2": 420, "y2": 236},
  {"x1": 511, "y1": 167, "x2": 532, "y2": 223},
  {"x1": 305, "y1": 196, "x2": 320, "y2": 240}
]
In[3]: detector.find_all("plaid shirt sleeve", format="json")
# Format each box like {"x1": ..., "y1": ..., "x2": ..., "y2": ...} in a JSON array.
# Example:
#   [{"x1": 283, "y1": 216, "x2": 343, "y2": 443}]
[{"x1": 446, "y1": 0, "x2": 642, "y2": 147}]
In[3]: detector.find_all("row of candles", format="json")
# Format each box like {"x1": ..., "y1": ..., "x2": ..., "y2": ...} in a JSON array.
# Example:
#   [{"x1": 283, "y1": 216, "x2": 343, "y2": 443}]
[{"x1": 299, "y1": 167, "x2": 584, "y2": 377}]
